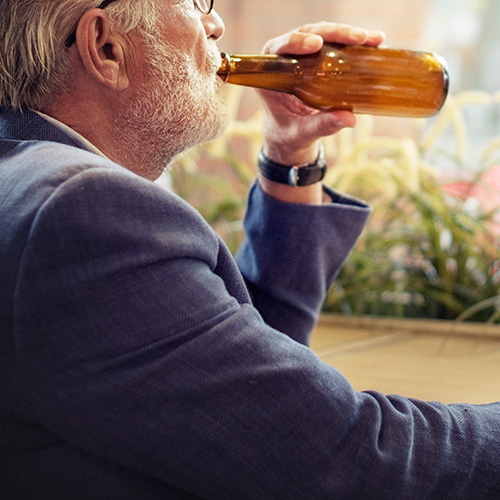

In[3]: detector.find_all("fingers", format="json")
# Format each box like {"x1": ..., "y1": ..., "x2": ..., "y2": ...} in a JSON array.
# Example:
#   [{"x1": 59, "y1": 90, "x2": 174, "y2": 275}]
[
  {"x1": 295, "y1": 110, "x2": 357, "y2": 144},
  {"x1": 259, "y1": 21, "x2": 385, "y2": 165},
  {"x1": 298, "y1": 22, "x2": 385, "y2": 47},
  {"x1": 261, "y1": 107, "x2": 357, "y2": 166},
  {"x1": 263, "y1": 31, "x2": 323, "y2": 55},
  {"x1": 263, "y1": 22, "x2": 386, "y2": 55}
]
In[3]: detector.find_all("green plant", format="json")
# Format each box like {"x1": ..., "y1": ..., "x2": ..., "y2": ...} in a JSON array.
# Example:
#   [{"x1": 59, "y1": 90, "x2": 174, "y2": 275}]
[
  {"x1": 169, "y1": 88, "x2": 500, "y2": 322},
  {"x1": 323, "y1": 92, "x2": 500, "y2": 322}
]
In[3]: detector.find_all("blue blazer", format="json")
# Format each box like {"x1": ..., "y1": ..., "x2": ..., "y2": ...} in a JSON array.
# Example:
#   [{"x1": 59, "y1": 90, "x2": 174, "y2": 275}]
[{"x1": 1, "y1": 108, "x2": 500, "y2": 499}]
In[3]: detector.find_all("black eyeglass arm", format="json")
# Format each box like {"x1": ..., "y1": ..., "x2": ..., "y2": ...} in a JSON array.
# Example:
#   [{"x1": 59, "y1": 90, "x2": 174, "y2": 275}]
[{"x1": 65, "y1": 0, "x2": 118, "y2": 48}]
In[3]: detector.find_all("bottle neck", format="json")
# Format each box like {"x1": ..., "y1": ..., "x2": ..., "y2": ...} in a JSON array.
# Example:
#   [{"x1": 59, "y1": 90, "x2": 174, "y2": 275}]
[
  {"x1": 217, "y1": 52, "x2": 232, "y2": 82},
  {"x1": 216, "y1": 52, "x2": 299, "y2": 92}
]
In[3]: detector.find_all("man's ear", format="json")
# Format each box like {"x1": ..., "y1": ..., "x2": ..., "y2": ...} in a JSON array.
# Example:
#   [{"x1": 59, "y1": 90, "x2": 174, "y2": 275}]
[{"x1": 74, "y1": 8, "x2": 129, "y2": 91}]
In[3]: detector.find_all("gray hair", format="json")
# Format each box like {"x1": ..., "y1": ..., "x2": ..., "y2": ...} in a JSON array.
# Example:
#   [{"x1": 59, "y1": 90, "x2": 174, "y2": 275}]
[{"x1": 0, "y1": 0, "x2": 160, "y2": 110}]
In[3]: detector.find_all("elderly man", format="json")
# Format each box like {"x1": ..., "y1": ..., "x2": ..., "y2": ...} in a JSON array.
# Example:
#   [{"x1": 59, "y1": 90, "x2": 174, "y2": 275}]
[{"x1": 1, "y1": 1, "x2": 499, "y2": 499}]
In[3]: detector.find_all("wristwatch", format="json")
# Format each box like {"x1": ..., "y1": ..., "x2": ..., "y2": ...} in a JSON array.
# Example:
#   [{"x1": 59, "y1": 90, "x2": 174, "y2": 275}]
[{"x1": 257, "y1": 146, "x2": 327, "y2": 187}]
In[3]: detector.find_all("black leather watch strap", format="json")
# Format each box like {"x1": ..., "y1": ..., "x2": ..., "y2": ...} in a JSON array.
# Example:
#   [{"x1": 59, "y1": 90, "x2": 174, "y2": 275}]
[{"x1": 258, "y1": 146, "x2": 327, "y2": 187}]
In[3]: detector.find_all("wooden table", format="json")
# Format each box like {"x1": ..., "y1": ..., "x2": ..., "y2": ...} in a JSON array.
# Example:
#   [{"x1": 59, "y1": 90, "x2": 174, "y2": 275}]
[{"x1": 311, "y1": 315, "x2": 500, "y2": 404}]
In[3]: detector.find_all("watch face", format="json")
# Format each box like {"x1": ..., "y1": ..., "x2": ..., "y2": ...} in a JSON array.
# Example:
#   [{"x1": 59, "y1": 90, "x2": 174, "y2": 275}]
[{"x1": 288, "y1": 167, "x2": 300, "y2": 187}]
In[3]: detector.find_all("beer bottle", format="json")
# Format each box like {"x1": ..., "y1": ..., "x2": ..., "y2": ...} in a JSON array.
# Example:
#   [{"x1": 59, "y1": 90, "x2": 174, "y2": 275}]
[{"x1": 217, "y1": 44, "x2": 449, "y2": 118}]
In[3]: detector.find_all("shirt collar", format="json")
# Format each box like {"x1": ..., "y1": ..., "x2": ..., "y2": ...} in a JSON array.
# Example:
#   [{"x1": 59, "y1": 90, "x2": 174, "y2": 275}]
[{"x1": 33, "y1": 110, "x2": 108, "y2": 159}]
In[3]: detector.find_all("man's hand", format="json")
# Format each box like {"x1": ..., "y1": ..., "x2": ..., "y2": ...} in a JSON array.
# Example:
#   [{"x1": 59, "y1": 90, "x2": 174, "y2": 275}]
[{"x1": 257, "y1": 22, "x2": 385, "y2": 204}]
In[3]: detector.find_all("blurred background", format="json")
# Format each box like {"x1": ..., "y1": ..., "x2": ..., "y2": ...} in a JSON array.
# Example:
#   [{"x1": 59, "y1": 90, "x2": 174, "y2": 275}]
[
  {"x1": 181, "y1": 0, "x2": 500, "y2": 392},
  {"x1": 216, "y1": 0, "x2": 497, "y2": 94},
  {"x1": 214, "y1": 0, "x2": 500, "y2": 157},
  {"x1": 170, "y1": 0, "x2": 500, "y2": 322}
]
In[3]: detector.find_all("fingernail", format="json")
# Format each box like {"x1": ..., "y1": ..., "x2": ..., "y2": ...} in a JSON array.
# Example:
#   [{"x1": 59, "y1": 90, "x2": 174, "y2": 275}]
[
  {"x1": 352, "y1": 28, "x2": 369, "y2": 38},
  {"x1": 303, "y1": 34, "x2": 321, "y2": 49}
]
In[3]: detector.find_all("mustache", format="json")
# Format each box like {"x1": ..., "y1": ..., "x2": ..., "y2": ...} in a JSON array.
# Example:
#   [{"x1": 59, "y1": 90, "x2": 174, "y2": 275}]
[{"x1": 207, "y1": 45, "x2": 222, "y2": 73}]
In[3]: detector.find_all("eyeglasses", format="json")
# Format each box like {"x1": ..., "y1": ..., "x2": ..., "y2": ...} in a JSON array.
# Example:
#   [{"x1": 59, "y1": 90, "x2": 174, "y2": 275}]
[
  {"x1": 65, "y1": 0, "x2": 214, "y2": 48},
  {"x1": 65, "y1": 0, "x2": 118, "y2": 48},
  {"x1": 194, "y1": 0, "x2": 214, "y2": 14}
]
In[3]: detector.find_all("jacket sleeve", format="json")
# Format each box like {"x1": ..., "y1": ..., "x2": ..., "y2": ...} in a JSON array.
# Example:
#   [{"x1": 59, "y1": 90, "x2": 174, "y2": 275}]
[
  {"x1": 235, "y1": 182, "x2": 371, "y2": 345},
  {"x1": 14, "y1": 167, "x2": 500, "y2": 500}
]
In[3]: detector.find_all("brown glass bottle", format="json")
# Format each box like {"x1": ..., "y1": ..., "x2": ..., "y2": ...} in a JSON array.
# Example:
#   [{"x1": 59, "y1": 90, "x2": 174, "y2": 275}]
[{"x1": 217, "y1": 44, "x2": 449, "y2": 118}]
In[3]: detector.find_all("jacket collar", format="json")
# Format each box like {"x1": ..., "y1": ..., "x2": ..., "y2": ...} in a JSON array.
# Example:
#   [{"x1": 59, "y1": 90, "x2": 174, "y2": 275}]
[{"x1": 0, "y1": 107, "x2": 82, "y2": 149}]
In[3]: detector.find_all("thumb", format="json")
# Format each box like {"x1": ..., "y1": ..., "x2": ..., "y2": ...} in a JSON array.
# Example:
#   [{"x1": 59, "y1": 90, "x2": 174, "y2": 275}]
[{"x1": 297, "y1": 110, "x2": 357, "y2": 143}]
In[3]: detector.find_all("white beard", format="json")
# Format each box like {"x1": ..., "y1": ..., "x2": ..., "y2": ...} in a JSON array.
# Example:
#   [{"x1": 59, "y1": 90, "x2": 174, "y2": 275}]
[{"x1": 114, "y1": 32, "x2": 229, "y2": 179}]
